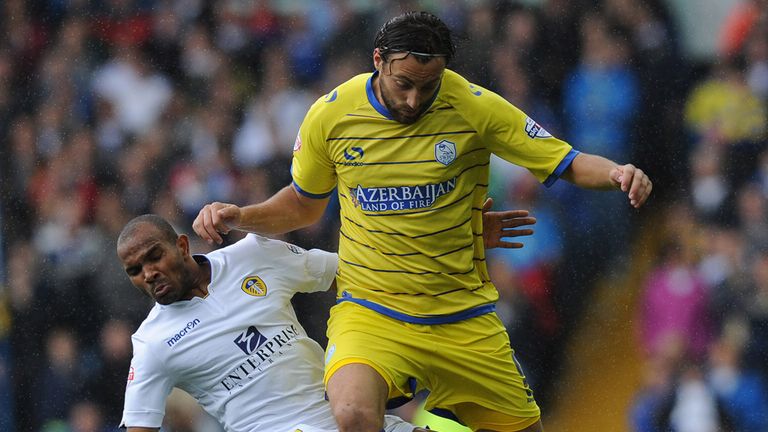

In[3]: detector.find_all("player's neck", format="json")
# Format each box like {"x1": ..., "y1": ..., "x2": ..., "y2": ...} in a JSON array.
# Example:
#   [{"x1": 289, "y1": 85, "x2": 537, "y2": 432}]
[{"x1": 189, "y1": 256, "x2": 212, "y2": 298}]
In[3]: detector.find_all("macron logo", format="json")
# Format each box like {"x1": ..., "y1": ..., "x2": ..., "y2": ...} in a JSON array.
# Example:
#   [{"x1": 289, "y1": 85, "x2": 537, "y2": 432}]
[{"x1": 166, "y1": 319, "x2": 201, "y2": 348}]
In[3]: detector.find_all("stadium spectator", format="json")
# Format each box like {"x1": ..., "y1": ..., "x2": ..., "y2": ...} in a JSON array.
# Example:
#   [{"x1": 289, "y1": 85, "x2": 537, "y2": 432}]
[{"x1": 638, "y1": 238, "x2": 713, "y2": 362}]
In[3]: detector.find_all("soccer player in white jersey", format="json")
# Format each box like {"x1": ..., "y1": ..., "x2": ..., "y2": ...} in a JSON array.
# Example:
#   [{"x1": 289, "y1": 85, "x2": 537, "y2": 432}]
[
  {"x1": 117, "y1": 208, "x2": 533, "y2": 432},
  {"x1": 193, "y1": 11, "x2": 652, "y2": 432}
]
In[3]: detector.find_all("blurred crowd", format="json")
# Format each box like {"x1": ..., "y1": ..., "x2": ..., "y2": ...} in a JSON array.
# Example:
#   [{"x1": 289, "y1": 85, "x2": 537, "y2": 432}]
[{"x1": 0, "y1": 0, "x2": 766, "y2": 431}]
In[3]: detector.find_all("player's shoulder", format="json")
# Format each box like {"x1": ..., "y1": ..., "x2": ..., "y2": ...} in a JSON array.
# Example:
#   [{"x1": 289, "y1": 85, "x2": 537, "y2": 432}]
[
  {"x1": 443, "y1": 68, "x2": 469, "y2": 86},
  {"x1": 203, "y1": 233, "x2": 270, "y2": 264},
  {"x1": 304, "y1": 73, "x2": 370, "y2": 123},
  {"x1": 132, "y1": 305, "x2": 170, "y2": 345},
  {"x1": 134, "y1": 304, "x2": 207, "y2": 354},
  {"x1": 234, "y1": 233, "x2": 304, "y2": 256},
  {"x1": 215, "y1": 234, "x2": 314, "y2": 268},
  {"x1": 440, "y1": 69, "x2": 475, "y2": 96},
  {"x1": 242, "y1": 234, "x2": 337, "y2": 271},
  {"x1": 439, "y1": 69, "x2": 522, "y2": 120},
  {"x1": 439, "y1": 69, "x2": 498, "y2": 102}
]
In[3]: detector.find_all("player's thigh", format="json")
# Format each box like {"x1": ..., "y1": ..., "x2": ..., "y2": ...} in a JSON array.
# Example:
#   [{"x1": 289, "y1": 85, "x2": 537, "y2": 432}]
[
  {"x1": 324, "y1": 302, "x2": 429, "y2": 402},
  {"x1": 426, "y1": 313, "x2": 540, "y2": 429}
]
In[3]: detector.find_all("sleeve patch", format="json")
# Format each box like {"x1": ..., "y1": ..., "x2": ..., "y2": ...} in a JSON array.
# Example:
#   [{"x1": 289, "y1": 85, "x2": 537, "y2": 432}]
[{"x1": 525, "y1": 117, "x2": 552, "y2": 139}]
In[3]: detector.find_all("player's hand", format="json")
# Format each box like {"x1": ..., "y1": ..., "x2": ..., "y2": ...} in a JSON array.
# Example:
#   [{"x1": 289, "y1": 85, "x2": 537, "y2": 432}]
[
  {"x1": 481, "y1": 198, "x2": 536, "y2": 249},
  {"x1": 610, "y1": 164, "x2": 652, "y2": 208},
  {"x1": 193, "y1": 202, "x2": 242, "y2": 245}
]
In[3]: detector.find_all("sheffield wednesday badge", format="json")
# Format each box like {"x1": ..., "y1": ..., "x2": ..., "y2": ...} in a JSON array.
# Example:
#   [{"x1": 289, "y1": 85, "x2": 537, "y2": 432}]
[{"x1": 435, "y1": 140, "x2": 457, "y2": 165}]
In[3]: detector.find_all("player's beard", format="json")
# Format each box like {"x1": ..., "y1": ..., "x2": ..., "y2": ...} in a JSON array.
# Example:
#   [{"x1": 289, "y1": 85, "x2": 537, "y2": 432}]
[{"x1": 379, "y1": 82, "x2": 432, "y2": 124}]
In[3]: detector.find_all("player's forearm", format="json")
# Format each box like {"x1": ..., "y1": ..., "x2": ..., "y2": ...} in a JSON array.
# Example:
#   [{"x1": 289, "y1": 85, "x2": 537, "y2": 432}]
[
  {"x1": 561, "y1": 152, "x2": 620, "y2": 190},
  {"x1": 238, "y1": 185, "x2": 328, "y2": 235}
]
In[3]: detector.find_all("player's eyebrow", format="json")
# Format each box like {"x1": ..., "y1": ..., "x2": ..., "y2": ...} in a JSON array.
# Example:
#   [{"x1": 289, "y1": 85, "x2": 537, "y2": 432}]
[
  {"x1": 124, "y1": 243, "x2": 161, "y2": 275},
  {"x1": 395, "y1": 74, "x2": 442, "y2": 89}
]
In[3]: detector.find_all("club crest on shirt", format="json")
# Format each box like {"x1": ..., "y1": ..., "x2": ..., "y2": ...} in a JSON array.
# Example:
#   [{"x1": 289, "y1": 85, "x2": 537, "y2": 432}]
[
  {"x1": 241, "y1": 276, "x2": 267, "y2": 297},
  {"x1": 127, "y1": 366, "x2": 135, "y2": 382},
  {"x1": 524, "y1": 117, "x2": 552, "y2": 139},
  {"x1": 434, "y1": 140, "x2": 457, "y2": 165}
]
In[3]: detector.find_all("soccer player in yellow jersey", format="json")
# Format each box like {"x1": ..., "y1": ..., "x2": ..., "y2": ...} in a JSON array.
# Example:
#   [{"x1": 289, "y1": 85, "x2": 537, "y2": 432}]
[{"x1": 193, "y1": 11, "x2": 652, "y2": 432}]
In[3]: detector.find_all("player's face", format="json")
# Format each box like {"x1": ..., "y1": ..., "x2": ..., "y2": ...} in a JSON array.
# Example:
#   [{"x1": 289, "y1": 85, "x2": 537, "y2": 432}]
[
  {"x1": 117, "y1": 226, "x2": 195, "y2": 305},
  {"x1": 374, "y1": 50, "x2": 445, "y2": 124}
]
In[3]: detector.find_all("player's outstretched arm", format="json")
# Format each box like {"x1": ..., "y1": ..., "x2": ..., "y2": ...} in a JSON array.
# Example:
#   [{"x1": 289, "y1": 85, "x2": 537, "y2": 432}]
[
  {"x1": 127, "y1": 427, "x2": 158, "y2": 432},
  {"x1": 561, "y1": 152, "x2": 652, "y2": 208},
  {"x1": 481, "y1": 198, "x2": 536, "y2": 249},
  {"x1": 194, "y1": 184, "x2": 330, "y2": 244}
]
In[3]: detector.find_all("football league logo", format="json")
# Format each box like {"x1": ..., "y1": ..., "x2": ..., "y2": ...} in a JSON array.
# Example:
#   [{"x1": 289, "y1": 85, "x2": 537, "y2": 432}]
[
  {"x1": 286, "y1": 244, "x2": 305, "y2": 254},
  {"x1": 241, "y1": 276, "x2": 267, "y2": 297},
  {"x1": 293, "y1": 132, "x2": 302, "y2": 152},
  {"x1": 435, "y1": 140, "x2": 457, "y2": 166},
  {"x1": 524, "y1": 117, "x2": 552, "y2": 139}
]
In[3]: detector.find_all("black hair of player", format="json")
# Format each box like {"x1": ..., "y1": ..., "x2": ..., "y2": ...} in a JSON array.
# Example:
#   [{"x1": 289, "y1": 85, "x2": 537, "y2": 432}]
[
  {"x1": 374, "y1": 11, "x2": 456, "y2": 65},
  {"x1": 118, "y1": 214, "x2": 179, "y2": 248}
]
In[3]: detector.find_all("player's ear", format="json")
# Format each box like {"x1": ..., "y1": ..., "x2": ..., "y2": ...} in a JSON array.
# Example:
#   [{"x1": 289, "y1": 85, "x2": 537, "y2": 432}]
[
  {"x1": 177, "y1": 234, "x2": 190, "y2": 256},
  {"x1": 373, "y1": 48, "x2": 384, "y2": 71}
]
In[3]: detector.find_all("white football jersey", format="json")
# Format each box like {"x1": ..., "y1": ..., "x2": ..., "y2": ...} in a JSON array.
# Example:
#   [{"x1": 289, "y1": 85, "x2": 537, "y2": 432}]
[{"x1": 121, "y1": 234, "x2": 339, "y2": 431}]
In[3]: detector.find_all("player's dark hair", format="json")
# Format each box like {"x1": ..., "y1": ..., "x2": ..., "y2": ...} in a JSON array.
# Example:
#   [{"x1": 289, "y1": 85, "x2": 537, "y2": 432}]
[
  {"x1": 374, "y1": 11, "x2": 456, "y2": 64},
  {"x1": 118, "y1": 214, "x2": 179, "y2": 247}
]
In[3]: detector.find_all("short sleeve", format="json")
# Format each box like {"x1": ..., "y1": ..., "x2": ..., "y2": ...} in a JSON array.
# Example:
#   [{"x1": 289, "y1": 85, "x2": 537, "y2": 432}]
[
  {"x1": 120, "y1": 336, "x2": 175, "y2": 428},
  {"x1": 442, "y1": 71, "x2": 577, "y2": 186},
  {"x1": 300, "y1": 249, "x2": 338, "y2": 294},
  {"x1": 291, "y1": 101, "x2": 337, "y2": 198}
]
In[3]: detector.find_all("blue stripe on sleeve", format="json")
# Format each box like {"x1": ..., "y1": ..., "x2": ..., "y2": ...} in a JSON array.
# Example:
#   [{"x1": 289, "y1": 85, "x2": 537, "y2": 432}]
[
  {"x1": 292, "y1": 181, "x2": 335, "y2": 199},
  {"x1": 543, "y1": 149, "x2": 580, "y2": 187}
]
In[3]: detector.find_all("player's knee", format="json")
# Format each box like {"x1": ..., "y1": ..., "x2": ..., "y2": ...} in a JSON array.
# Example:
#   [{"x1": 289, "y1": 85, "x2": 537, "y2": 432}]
[{"x1": 331, "y1": 403, "x2": 382, "y2": 432}]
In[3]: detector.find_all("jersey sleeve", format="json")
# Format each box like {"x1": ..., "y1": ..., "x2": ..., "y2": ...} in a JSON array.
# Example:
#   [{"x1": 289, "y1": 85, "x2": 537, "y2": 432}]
[
  {"x1": 120, "y1": 335, "x2": 175, "y2": 429},
  {"x1": 290, "y1": 99, "x2": 337, "y2": 198},
  {"x1": 300, "y1": 248, "x2": 338, "y2": 293},
  {"x1": 281, "y1": 245, "x2": 338, "y2": 294},
  {"x1": 444, "y1": 71, "x2": 579, "y2": 186}
]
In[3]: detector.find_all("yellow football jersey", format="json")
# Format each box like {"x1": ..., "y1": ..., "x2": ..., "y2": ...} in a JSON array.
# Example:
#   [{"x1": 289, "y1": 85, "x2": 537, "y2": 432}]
[{"x1": 291, "y1": 69, "x2": 577, "y2": 317}]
